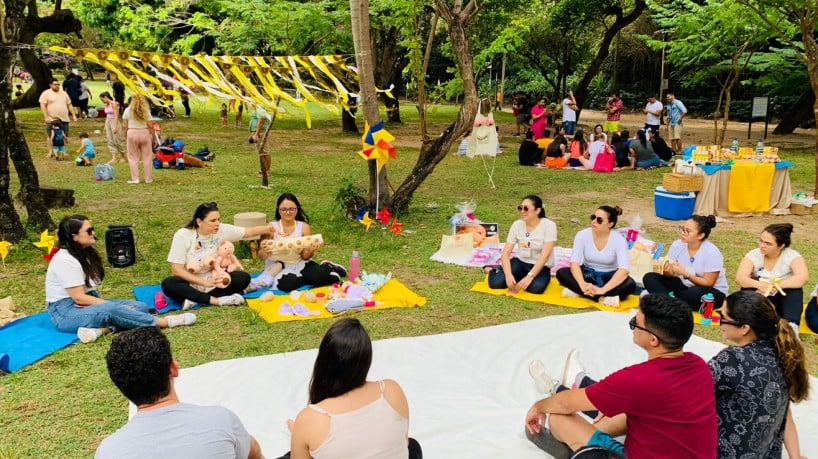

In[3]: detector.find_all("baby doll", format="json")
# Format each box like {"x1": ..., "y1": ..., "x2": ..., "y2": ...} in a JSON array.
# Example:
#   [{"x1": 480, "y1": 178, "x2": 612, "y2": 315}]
[{"x1": 215, "y1": 240, "x2": 243, "y2": 273}]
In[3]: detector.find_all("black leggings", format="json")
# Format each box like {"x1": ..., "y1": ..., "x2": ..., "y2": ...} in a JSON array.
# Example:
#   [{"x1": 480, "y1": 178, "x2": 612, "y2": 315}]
[
  {"x1": 161, "y1": 271, "x2": 251, "y2": 305},
  {"x1": 487, "y1": 258, "x2": 551, "y2": 294},
  {"x1": 806, "y1": 296, "x2": 818, "y2": 333},
  {"x1": 276, "y1": 260, "x2": 341, "y2": 292},
  {"x1": 555, "y1": 266, "x2": 635, "y2": 300},
  {"x1": 642, "y1": 273, "x2": 726, "y2": 311},
  {"x1": 740, "y1": 287, "x2": 804, "y2": 325}
]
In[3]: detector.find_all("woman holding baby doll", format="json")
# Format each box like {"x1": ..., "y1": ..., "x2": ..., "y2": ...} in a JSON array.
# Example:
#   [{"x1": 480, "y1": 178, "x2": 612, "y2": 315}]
[
  {"x1": 642, "y1": 214, "x2": 728, "y2": 311},
  {"x1": 485, "y1": 195, "x2": 557, "y2": 295},
  {"x1": 161, "y1": 202, "x2": 274, "y2": 310},
  {"x1": 251, "y1": 193, "x2": 347, "y2": 292}
]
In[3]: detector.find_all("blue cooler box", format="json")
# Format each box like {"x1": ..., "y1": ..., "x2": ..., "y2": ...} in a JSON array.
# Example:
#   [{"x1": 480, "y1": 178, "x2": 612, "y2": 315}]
[{"x1": 654, "y1": 186, "x2": 695, "y2": 220}]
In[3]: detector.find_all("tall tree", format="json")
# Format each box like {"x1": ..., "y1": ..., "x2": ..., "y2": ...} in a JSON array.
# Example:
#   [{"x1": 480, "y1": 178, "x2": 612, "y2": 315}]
[{"x1": 741, "y1": 0, "x2": 818, "y2": 195}]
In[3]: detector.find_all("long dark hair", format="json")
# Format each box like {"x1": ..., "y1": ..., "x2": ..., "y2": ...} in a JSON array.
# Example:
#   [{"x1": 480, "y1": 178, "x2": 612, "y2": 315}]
[
  {"x1": 57, "y1": 215, "x2": 104, "y2": 287},
  {"x1": 724, "y1": 291, "x2": 809, "y2": 402},
  {"x1": 185, "y1": 202, "x2": 219, "y2": 229},
  {"x1": 275, "y1": 192, "x2": 309, "y2": 223},
  {"x1": 571, "y1": 129, "x2": 587, "y2": 151},
  {"x1": 637, "y1": 129, "x2": 648, "y2": 148},
  {"x1": 309, "y1": 318, "x2": 372, "y2": 404}
]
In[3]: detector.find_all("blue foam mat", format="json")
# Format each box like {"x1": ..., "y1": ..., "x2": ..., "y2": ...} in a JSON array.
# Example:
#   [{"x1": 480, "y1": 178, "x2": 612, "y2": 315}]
[{"x1": 0, "y1": 312, "x2": 78, "y2": 373}]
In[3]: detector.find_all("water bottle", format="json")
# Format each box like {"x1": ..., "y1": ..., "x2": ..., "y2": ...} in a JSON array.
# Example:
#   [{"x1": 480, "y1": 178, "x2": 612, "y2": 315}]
[
  {"x1": 699, "y1": 293, "x2": 715, "y2": 326},
  {"x1": 348, "y1": 250, "x2": 361, "y2": 281},
  {"x1": 755, "y1": 138, "x2": 764, "y2": 161},
  {"x1": 730, "y1": 138, "x2": 739, "y2": 153}
]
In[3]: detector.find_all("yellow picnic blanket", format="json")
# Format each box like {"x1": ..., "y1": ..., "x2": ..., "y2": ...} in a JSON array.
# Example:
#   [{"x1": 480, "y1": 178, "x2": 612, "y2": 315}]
[
  {"x1": 470, "y1": 277, "x2": 639, "y2": 313},
  {"x1": 727, "y1": 161, "x2": 774, "y2": 213},
  {"x1": 247, "y1": 279, "x2": 426, "y2": 323}
]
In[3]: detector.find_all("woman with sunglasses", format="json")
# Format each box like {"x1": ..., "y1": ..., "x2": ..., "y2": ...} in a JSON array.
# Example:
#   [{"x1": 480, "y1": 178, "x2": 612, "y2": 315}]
[
  {"x1": 486, "y1": 195, "x2": 557, "y2": 295},
  {"x1": 709, "y1": 290, "x2": 809, "y2": 458},
  {"x1": 162, "y1": 202, "x2": 274, "y2": 309},
  {"x1": 254, "y1": 193, "x2": 347, "y2": 292},
  {"x1": 556, "y1": 205, "x2": 635, "y2": 306},
  {"x1": 47, "y1": 215, "x2": 196, "y2": 344},
  {"x1": 642, "y1": 214, "x2": 728, "y2": 310},
  {"x1": 735, "y1": 223, "x2": 809, "y2": 334}
]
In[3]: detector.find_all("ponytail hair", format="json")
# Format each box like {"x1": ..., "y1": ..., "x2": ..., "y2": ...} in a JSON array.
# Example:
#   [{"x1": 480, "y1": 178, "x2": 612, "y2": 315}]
[{"x1": 724, "y1": 291, "x2": 810, "y2": 402}]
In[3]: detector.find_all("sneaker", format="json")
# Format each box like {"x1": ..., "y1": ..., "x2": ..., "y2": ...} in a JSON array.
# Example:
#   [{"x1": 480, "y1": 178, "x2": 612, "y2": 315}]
[
  {"x1": 321, "y1": 260, "x2": 347, "y2": 278},
  {"x1": 561, "y1": 288, "x2": 580, "y2": 298},
  {"x1": 562, "y1": 349, "x2": 587, "y2": 390},
  {"x1": 528, "y1": 360, "x2": 558, "y2": 395},
  {"x1": 77, "y1": 327, "x2": 103, "y2": 343},
  {"x1": 166, "y1": 312, "x2": 197, "y2": 328},
  {"x1": 182, "y1": 299, "x2": 198, "y2": 311},
  {"x1": 600, "y1": 296, "x2": 620, "y2": 307},
  {"x1": 218, "y1": 293, "x2": 245, "y2": 306},
  {"x1": 127, "y1": 180, "x2": 139, "y2": 184}
]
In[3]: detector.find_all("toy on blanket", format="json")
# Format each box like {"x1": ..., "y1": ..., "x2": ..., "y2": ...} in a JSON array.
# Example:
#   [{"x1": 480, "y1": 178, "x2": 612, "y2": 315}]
[
  {"x1": 265, "y1": 234, "x2": 323, "y2": 252},
  {"x1": 215, "y1": 241, "x2": 243, "y2": 273},
  {"x1": 360, "y1": 271, "x2": 392, "y2": 293}
]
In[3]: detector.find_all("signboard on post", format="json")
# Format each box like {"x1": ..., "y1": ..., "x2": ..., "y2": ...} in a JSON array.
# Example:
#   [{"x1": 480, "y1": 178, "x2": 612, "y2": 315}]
[{"x1": 748, "y1": 96, "x2": 770, "y2": 139}]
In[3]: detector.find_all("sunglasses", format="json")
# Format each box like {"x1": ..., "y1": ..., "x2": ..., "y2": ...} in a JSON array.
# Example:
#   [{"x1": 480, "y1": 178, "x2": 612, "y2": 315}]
[
  {"x1": 517, "y1": 205, "x2": 532, "y2": 212},
  {"x1": 719, "y1": 318, "x2": 744, "y2": 327},
  {"x1": 590, "y1": 215, "x2": 605, "y2": 224},
  {"x1": 628, "y1": 316, "x2": 661, "y2": 342},
  {"x1": 85, "y1": 227, "x2": 95, "y2": 235}
]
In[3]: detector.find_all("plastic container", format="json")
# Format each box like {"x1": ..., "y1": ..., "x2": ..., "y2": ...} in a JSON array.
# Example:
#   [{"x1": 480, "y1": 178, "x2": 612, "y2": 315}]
[
  {"x1": 730, "y1": 138, "x2": 739, "y2": 153},
  {"x1": 348, "y1": 251, "x2": 360, "y2": 281},
  {"x1": 654, "y1": 186, "x2": 695, "y2": 221},
  {"x1": 700, "y1": 293, "x2": 715, "y2": 326}
]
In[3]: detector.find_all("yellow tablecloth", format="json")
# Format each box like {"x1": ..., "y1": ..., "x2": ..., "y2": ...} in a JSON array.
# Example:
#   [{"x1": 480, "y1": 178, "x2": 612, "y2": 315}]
[
  {"x1": 693, "y1": 164, "x2": 791, "y2": 217},
  {"x1": 726, "y1": 162, "x2": 775, "y2": 213}
]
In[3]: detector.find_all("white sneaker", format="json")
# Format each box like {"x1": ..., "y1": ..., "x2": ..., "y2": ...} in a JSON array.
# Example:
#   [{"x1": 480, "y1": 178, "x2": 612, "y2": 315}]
[
  {"x1": 529, "y1": 360, "x2": 558, "y2": 394},
  {"x1": 600, "y1": 296, "x2": 620, "y2": 307},
  {"x1": 77, "y1": 327, "x2": 103, "y2": 343},
  {"x1": 218, "y1": 293, "x2": 245, "y2": 306},
  {"x1": 561, "y1": 288, "x2": 580, "y2": 298},
  {"x1": 561, "y1": 349, "x2": 587, "y2": 390},
  {"x1": 166, "y1": 313, "x2": 197, "y2": 328},
  {"x1": 182, "y1": 299, "x2": 197, "y2": 311}
]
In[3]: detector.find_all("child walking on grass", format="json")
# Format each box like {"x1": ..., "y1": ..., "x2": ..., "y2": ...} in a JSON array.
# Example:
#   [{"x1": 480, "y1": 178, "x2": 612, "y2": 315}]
[
  {"x1": 50, "y1": 120, "x2": 67, "y2": 161},
  {"x1": 220, "y1": 103, "x2": 228, "y2": 127},
  {"x1": 76, "y1": 132, "x2": 96, "y2": 166},
  {"x1": 235, "y1": 100, "x2": 244, "y2": 128}
]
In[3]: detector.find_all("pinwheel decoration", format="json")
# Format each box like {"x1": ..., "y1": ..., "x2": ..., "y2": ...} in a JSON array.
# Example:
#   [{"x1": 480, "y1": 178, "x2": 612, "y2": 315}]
[
  {"x1": 33, "y1": 230, "x2": 57, "y2": 256},
  {"x1": 358, "y1": 121, "x2": 396, "y2": 172},
  {"x1": 376, "y1": 207, "x2": 393, "y2": 226},
  {"x1": 0, "y1": 240, "x2": 11, "y2": 267},
  {"x1": 358, "y1": 212, "x2": 373, "y2": 232},
  {"x1": 388, "y1": 218, "x2": 404, "y2": 237}
]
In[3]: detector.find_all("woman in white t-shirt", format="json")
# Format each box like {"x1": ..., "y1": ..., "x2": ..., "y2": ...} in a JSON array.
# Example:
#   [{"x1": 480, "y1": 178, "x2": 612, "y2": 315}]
[
  {"x1": 162, "y1": 202, "x2": 274, "y2": 309},
  {"x1": 122, "y1": 94, "x2": 153, "y2": 184},
  {"x1": 288, "y1": 318, "x2": 421, "y2": 459},
  {"x1": 556, "y1": 205, "x2": 635, "y2": 306},
  {"x1": 47, "y1": 215, "x2": 196, "y2": 344},
  {"x1": 486, "y1": 195, "x2": 557, "y2": 294},
  {"x1": 643, "y1": 215, "x2": 728, "y2": 310},
  {"x1": 735, "y1": 223, "x2": 809, "y2": 329},
  {"x1": 588, "y1": 124, "x2": 608, "y2": 144}
]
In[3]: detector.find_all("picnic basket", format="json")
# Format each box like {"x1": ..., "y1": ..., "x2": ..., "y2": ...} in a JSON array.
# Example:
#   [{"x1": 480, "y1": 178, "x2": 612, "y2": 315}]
[{"x1": 662, "y1": 162, "x2": 704, "y2": 192}]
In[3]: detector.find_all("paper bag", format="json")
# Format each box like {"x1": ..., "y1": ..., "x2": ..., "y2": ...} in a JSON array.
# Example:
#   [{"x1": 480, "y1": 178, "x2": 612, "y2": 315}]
[{"x1": 629, "y1": 249, "x2": 654, "y2": 287}]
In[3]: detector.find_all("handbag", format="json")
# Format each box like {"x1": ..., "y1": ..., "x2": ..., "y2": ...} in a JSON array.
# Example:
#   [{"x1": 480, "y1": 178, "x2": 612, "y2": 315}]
[{"x1": 593, "y1": 145, "x2": 615, "y2": 173}]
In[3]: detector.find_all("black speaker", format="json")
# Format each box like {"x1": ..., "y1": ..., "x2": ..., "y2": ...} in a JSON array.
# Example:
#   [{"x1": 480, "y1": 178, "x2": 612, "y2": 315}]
[{"x1": 106, "y1": 225, "x2": 136, "y2": 268}]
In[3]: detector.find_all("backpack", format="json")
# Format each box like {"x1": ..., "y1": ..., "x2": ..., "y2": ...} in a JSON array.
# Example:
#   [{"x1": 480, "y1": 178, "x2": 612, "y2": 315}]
[
  {"x1": 53, "y1": 128, "x2": 64, "y2": 144},
  {"x1": 94, "y1": 163, "x2": 115, "y2": 181},
  {"x1": 593, "y1": 144, "x2": 616, "y2": 173}
]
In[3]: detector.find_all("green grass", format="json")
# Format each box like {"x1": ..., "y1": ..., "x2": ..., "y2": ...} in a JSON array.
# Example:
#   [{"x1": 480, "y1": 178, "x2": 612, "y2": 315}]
[{"x1": 1, "y1": 98, "x2": 817, "y2": 458}]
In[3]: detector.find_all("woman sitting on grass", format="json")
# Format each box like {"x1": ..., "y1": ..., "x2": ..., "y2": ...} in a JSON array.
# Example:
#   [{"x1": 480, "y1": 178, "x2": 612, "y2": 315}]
[
  {"x1": 629, "y1": 129, "x2": 667, "y2": 169},
  {"x1": 567, "y1": 129, "x2": 591, "y2": 169},
  {"x1": 162, "y1": 202, "x2": 273, "y2": 310},
  {"x1": 47, "y1": 215, "x2": 196, "y2": 343},
  {"x1": 485, "y1": 195, "x2": 557, "y2": 295},
  {"x1": 287, "y1": 318, "x2": 422, "y2": 459},
  {"x1": 556, "y1": 205, "x2": 635, "y2": 307}
]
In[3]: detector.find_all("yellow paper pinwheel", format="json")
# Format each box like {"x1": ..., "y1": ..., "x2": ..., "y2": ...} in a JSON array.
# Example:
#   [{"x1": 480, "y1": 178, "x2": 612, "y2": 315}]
[
  {"x1": 33, "y1": 230, "x2": 57, "y2": 254},
  {"x1": 358, "y1": 212, "x2": 373, "y2": 232},
  {"x1": 358, "y1": 121, "x2": 396, "y2": 172},
  {"x1": 0, "y1": 240, "x2": 11, "y2": 264}
]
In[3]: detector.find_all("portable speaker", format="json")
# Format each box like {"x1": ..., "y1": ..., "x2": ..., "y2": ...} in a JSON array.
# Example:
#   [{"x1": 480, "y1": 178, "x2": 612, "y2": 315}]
[{"x1": 105, "y1": 225, "x2": 136, "y2": 268}]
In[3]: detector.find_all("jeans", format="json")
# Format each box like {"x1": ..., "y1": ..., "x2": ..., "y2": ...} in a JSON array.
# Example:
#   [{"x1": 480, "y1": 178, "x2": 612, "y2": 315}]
[
  {"x1": 161, "y1": 271, "x2": 251, "y2": 305},
  {"x1": 642, "y1": 273, "x2": 726, "y2": 311},
  {"x1": 47, "y1": 293, "x2": 155, "y2": 333},
  {"x1": 487, "y1": 258, "x2": 551, "y2": 294},
  {"x1": 635, "y1": 155, "x2": 666, "y2": 168},
  {"x1": 556, "y1": 265, "x2": 635, "y2": 300},
  {"x1": 563, "y1": 121, "x2": 576, "y2": 135}
]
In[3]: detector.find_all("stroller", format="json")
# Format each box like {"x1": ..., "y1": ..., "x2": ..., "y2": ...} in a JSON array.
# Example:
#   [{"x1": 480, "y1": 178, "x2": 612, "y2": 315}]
[{"x1": 152, "y1": 122, "x2": 185, "y2": 169}]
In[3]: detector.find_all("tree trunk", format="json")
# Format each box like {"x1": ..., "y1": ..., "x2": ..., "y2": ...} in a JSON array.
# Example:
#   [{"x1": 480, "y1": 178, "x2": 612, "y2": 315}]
[
  {"x1": 572, "y1": 1, "x2": 647, "y2": 122},
  {"x1": 390, "y1": 1, "x2": 478, "y2": 214},
  {"x1": 350, "y1": 0, "x2": 389, "y2": 209},
  {"x1": 773, "y1": 91, "x2": 815, "y2": 134}
]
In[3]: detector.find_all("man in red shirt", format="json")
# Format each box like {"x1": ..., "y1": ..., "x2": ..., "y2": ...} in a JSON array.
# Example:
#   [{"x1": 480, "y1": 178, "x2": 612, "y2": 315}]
[
  {"x1": 604, "y1": 91, "x2": 624, "y2": 136},
  {"x1": 525, "y1": 294, "x2": 717, "y2": 457}
]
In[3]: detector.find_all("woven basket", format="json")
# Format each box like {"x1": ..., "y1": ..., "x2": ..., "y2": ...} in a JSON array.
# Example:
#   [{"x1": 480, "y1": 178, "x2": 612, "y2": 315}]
[{"x1": 662, "y1": 173, "x2": 703, "y2": 192}]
